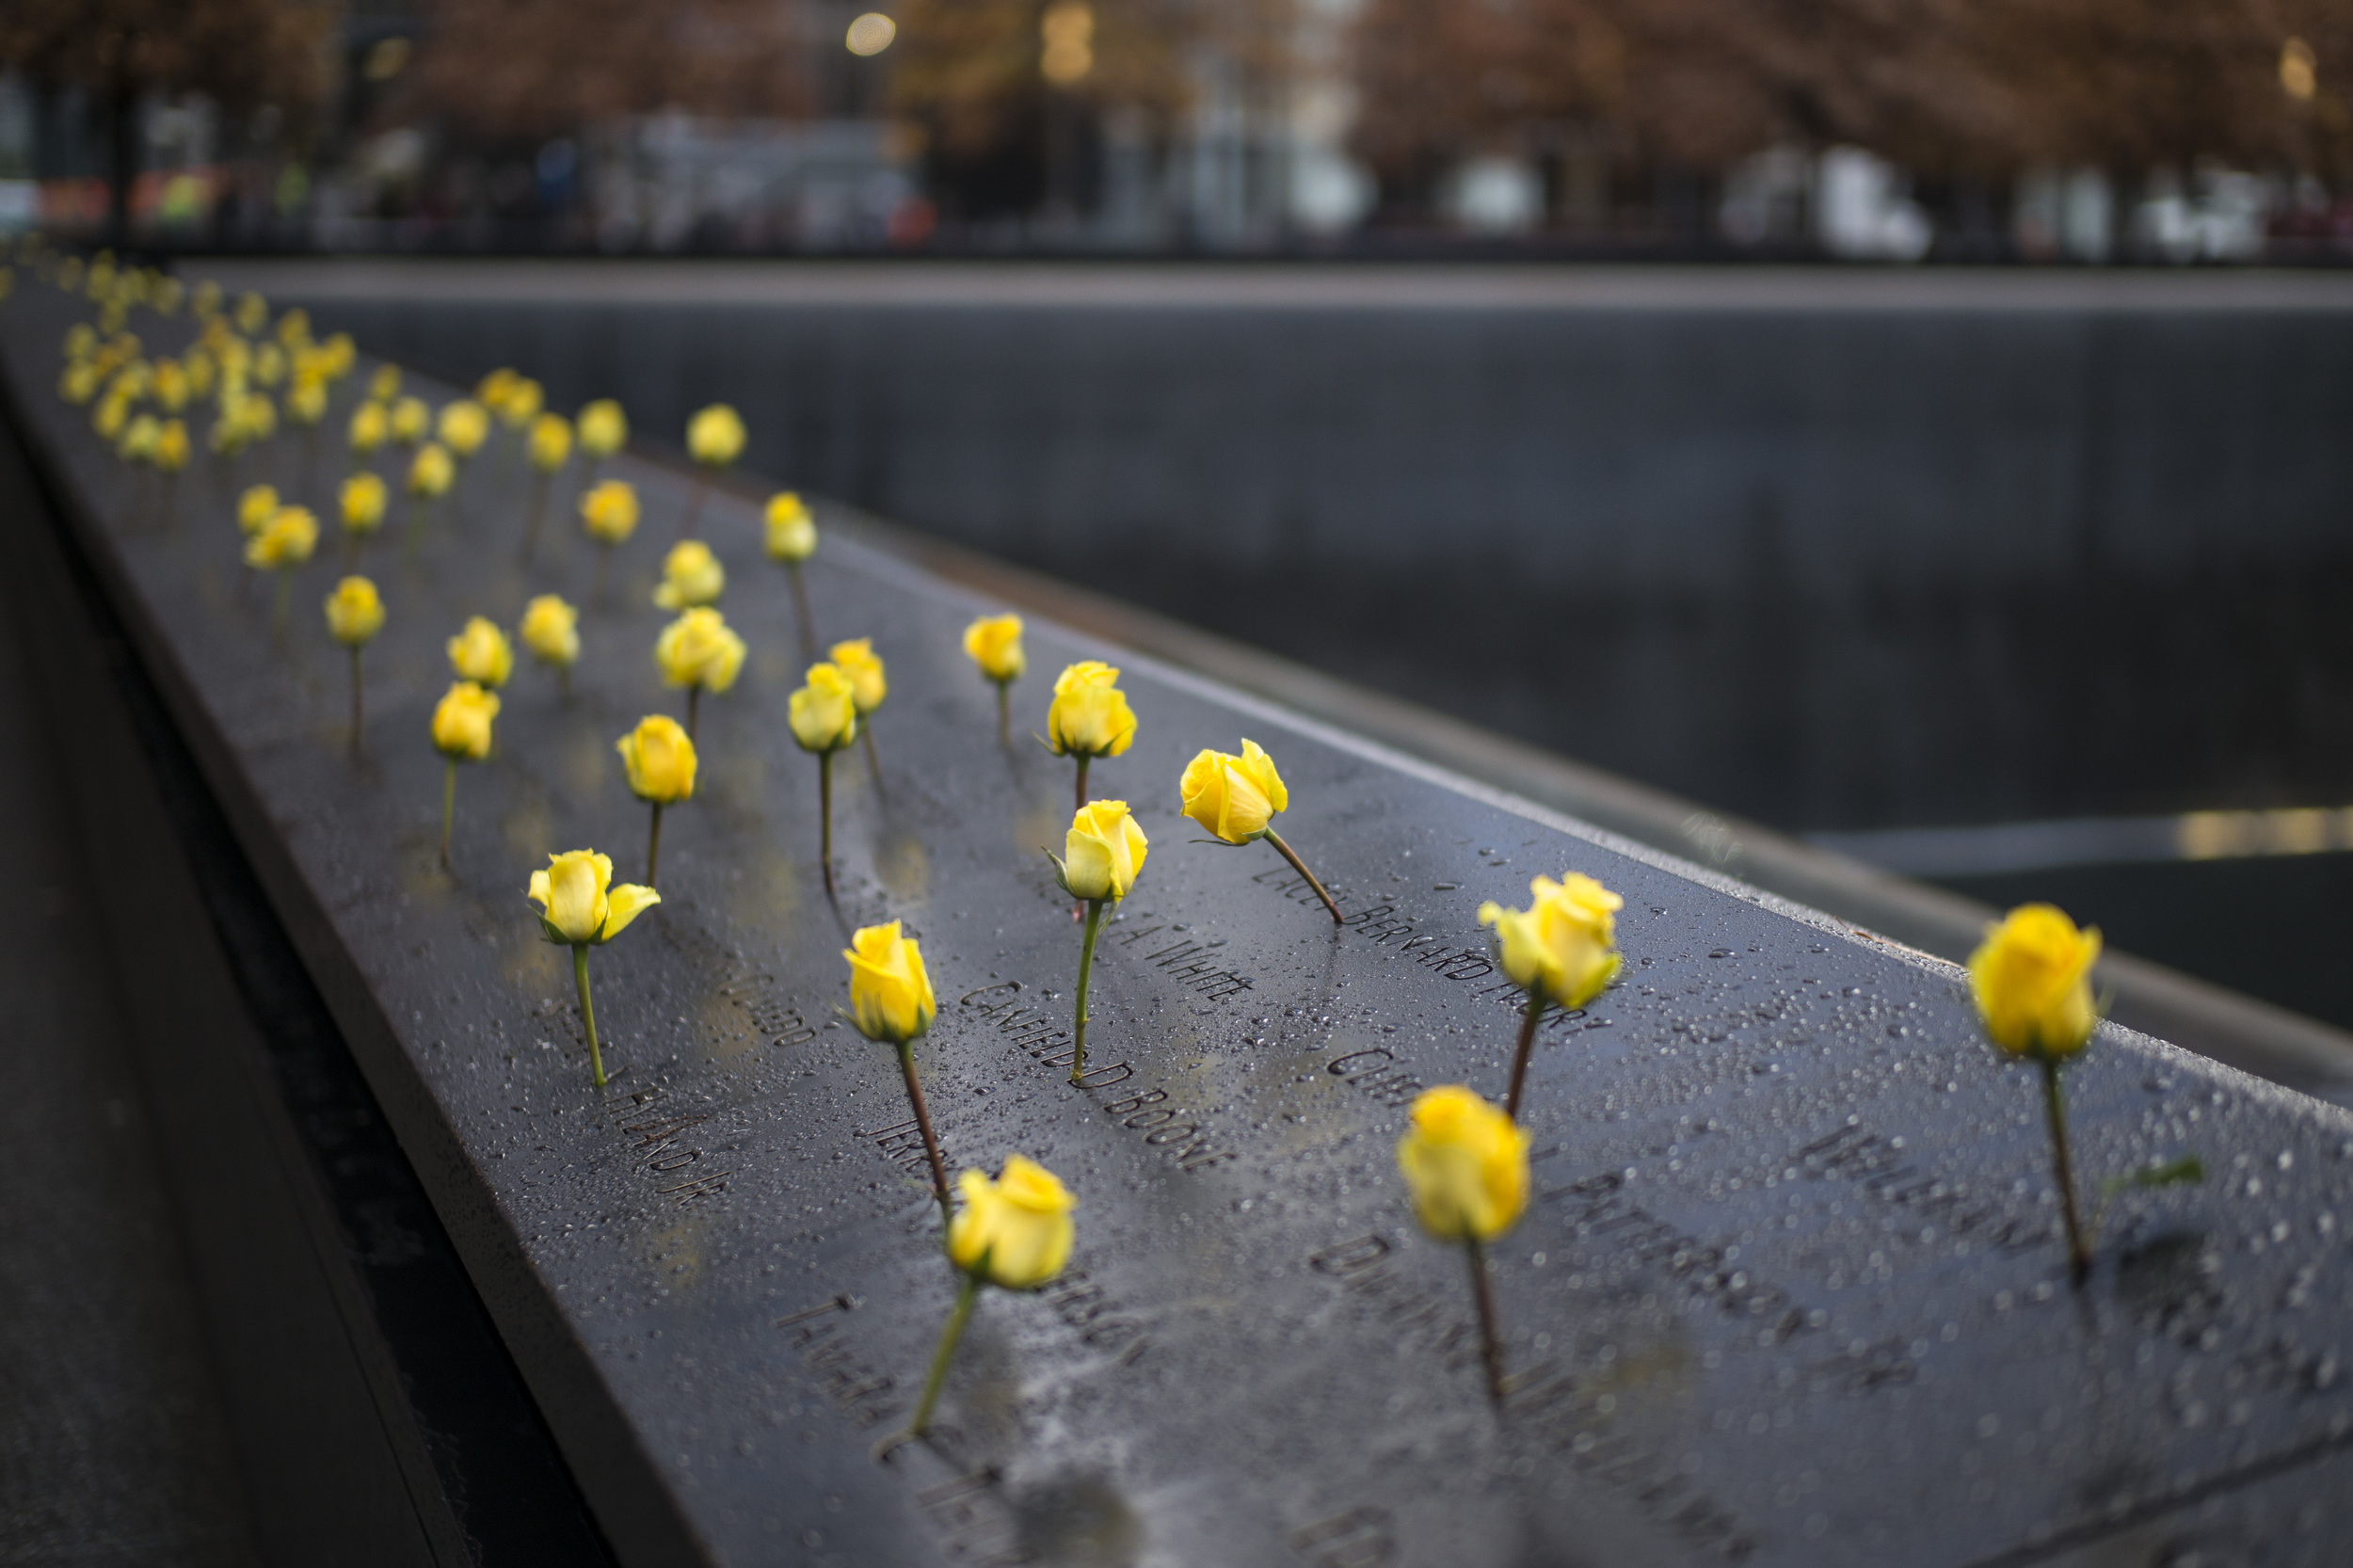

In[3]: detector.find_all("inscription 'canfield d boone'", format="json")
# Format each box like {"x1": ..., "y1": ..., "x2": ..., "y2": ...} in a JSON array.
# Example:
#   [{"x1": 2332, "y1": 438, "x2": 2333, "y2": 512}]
[{"x1": 7, "y1": 285, "x2": 2352, "y2": 1568}]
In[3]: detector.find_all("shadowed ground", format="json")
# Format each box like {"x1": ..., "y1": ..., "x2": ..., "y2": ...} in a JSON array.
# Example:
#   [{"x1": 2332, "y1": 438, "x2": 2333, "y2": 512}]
[{"x1": 0, "y1": 551, "x2": 261, "y2": 1564}]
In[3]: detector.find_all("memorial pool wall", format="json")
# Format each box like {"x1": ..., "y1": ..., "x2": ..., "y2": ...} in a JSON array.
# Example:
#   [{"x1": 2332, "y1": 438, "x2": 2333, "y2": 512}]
[
  {"x1": 210, "y1": 261, "x2": 2353, "y2": 837},
  {"x1": 11, "y1": 269, "x2": 2353, "y2": 1567}
]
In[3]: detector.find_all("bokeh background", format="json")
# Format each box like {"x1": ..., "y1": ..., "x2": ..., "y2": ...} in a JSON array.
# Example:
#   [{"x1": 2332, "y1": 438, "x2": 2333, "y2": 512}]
[{"x1": 8, "y1": 0, "x2": 2353, "y2": 260}]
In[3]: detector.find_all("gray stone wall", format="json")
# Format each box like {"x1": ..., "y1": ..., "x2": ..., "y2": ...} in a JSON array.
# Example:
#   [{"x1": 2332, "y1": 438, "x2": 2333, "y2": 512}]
[{"x1": 247, "y1": 264, "x2": 2353, "y2": 831}]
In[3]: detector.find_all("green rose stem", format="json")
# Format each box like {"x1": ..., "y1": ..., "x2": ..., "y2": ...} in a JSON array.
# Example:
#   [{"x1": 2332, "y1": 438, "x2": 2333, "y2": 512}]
[
  {"x1": 520, "y1": 472, "x2": 550, "y2": 561},
  {"x1": 817, "y1": 749, "x2": 836, "y2": 897},
  {"x1": 896, "y1": 1041, "x2": 952, "y2": 1223},
  {"x1": 1465, "y1": 1238, "x2": 1506, "y2": 1405},
  {"x1": 592, "y1": 543, "x2": 613, "y2": 606},
  {"x1": 1263, "y1": 828, "x2": 1342, "y2": 923},
  {"x1": 439, "y1": 758, "x2": 457, "y2": 869},
  {"x1": 861, "y1": 719, "x2": 886, "y2": 796},
  {"x1": 678, "y1": 472, "x2": 708, "y2": 542},
  {"x1": 348, "y1": 647, "x2": 364, "y2": 758},
  {"x1": 910, "y1": 1273, "x2": 981, "y2": 1438},
  {"x1": 686, "y1": 685, "x2": 701, "y2": 745},
  {"x1": 573, "y1": 944, "x2": 607, "y2": 1087},
  {"x1": 994, "y1": 680, "x2": 1011, "y2": 748},
  {"x1": 646, "y1": 802, "x2": 664, "y2": 887},
  {"x1": 1066, "y1": 754, "x2": 1094, "y2": 921},
  {"x1": 270, "y1": 568, "x2": 292, "y2": 638},
  {"x1": 1071, "y1": 898, "x2": 1106, "y2": 1085},
  {"x1": 1504, "y1": 996, "x2": 1546, "y2": 1121},
  {"x1": 2041, "y1": 1057, "x2": 2090, "y2": 1280},
  {"x1": 787, "y1": 563, "x2": 815, "y2": 661}
]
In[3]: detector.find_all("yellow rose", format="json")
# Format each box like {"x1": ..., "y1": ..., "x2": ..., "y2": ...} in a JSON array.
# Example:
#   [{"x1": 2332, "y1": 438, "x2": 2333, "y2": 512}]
[
  {"x1": 340, "y1": 472, "x2": 388, "y2": 534},
  {"x1": 842, "y1": 920, "x2": 936, "y2": 1044},
  {"x1": 1046, "y1": 661, "x2": 1137, "y2": 759},
  {"x1": 788, "y1": 663, "x2": 859, "y2": 752},
  {"x1": 520, "y1": 595, "x2": 581, "y2": 668},
  {"x1": 152, "y1": 359, "x2": 188, "y2": 410},
  {"x1": 764, "y1": 492, "x2": 817, "y2": 562},
  {"x1": 389, "y1": 395, "x2": 430, "y2": 445},
  {"x1": 236, "y1": 391, "x2": 276, "y2": 442},
  {"x1": 437, "y1": 399, "x2": 489, "y2": 456},
  {"x1": 408, "y1": 441, "x2": 455, "y2": 498},
  {"x1": 616, "y1": 714, "x2": 696, "y2": 804},
  {"x1": 476, "y1": 367, "x2": 517, "y2": 409},
  {"x1": 653, "y1": 540, "x2": 726, "y2": 610},
  {"x1": 276, "y1": 307, "x2": 311, "y2": 347},
  {"x1": 1398, "y1": 1086, "x2": 1529, "y2": 1243},
  {"x1": 527, "y1": 411, "x2": 572, "y2": 472},
  {"x1": 827, "y1": 638, "x2": 887, "y2": 713},
  {"x1": 962, "y1": 615, "x2": 1024, "y2": 683},
  {"x1": 1178, "y1": 739, "x2": 1289, "y2": 844},
  {"x1": 152, "y1": 419, "x2": 189, "y2": 472},
  {"x1": 528, "y1": 850, "x2": 660, "y2": 946},
  {"x1": 498, "y1": 377, "x2": 543, "y2": 429},
  {"x1": 59, "y1": 361, "x2": 99, "y2": 405},
  {"x1": 430, "y1": 681, "x2": 500, "y2": 760},
  {"x1": 1969, "y1": 904, "x2": 2101, "y2": 1060},
  {"x1": 577, "y1": 399, "x2": 628, "y2": 457},
  {"x1": 190, "y1": 278, "x2": 218, "y2": 317},
  {"x1": 949, "y1": 1155, "x2": 1076, "y2": 1289},
  {"x1": 233, "y1": 290, "x2": 267, "y2": 334},
  {"x1": 579, "y1": 479, "x2": 640, "y2": 544},
  {"x1": 285, "y1": 375, "x2": 327, "y2": 426},
  {"x1": 1057, "y1": 800, "x2": 1149, "y2": 903},
  {"x1": 244, "y1": 506, "x2": 318, "y2": 569},
  {"x1": 369, "y1": 364, "x2": 400, "y2": 402},
  {"x1": 348, "y1": 400, "x2": 388, "y2": 455},
  {"x1": 1478, "y1": 872, "x2": 1623, "y2": 1010},
  {"x1": 687, "y1": 404, "x2": 745, "y2": 466},
  {"x1": 252, "y1": 342, "x2": 287, "y2": 388},
  {"x1": 322, "y1": 333, "x2": 356, "y2": 377},
  {"x1": 93, "y1": 393, "x2": 129, "y2": 440},
  {"x1": 446, "y1": 616, "x2": 515, "y2": 688},
  {"x1": 118, "y1": 413, "x2": 160, "y2": 463},
  {"x1": 654, "y1": 608, "x2": 746, "y2": 694},
  {"x1": 324, "y1": 577, "x2": 386, "y2": 647}
]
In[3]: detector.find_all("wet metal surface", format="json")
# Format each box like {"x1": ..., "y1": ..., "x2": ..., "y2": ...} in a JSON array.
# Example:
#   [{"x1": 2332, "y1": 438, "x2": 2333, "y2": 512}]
[{"x1": 8, "y1": 287, "x2": 2353, "y2": 1567}]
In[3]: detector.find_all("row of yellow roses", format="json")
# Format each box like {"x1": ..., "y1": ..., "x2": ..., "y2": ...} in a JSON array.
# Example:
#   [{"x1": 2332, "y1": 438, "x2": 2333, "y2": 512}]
[{"x1": 40, "y1": 246, "x2": 2159, "y2": 1429}]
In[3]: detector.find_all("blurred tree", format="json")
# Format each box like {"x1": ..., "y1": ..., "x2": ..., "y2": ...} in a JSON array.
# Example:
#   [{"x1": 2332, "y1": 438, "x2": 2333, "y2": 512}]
[
  {"x1": 1350, "y1": 0, "x2": 2353, "y2": 223},
  {"x1": 0, "y1": 0, "x2": 332, "y2": 246},
  {"x1": 1973, "y1": 0, "x2": 2353, "y2": 180},
  {"x1": 889, "y1": 0, "x2": 1289, "y2": 220},
  {"x1": 400, "y1": 0, "x2": 811, "y2": 140}
]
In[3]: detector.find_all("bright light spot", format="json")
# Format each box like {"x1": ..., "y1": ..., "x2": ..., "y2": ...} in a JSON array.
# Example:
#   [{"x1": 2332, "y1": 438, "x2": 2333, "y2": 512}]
[
  {"x1": 1042, "y1": 3, "x2": 1094, "y2": 84},
  {"x1": 846, "y1": 12, "x2": 897, "y2": 56},
  {"x1": 2281, "y1": 38, "x2": 2317, "y2": 102},
  {"x1": 361, "y1": 36, "x2": 411, "y2": 82}
]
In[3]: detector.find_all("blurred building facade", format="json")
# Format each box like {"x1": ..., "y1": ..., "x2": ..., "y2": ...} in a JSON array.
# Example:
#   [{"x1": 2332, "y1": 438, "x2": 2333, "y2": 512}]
[{"x1": 7, "y1": 0, "x2": 2353, "y2": 260}]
